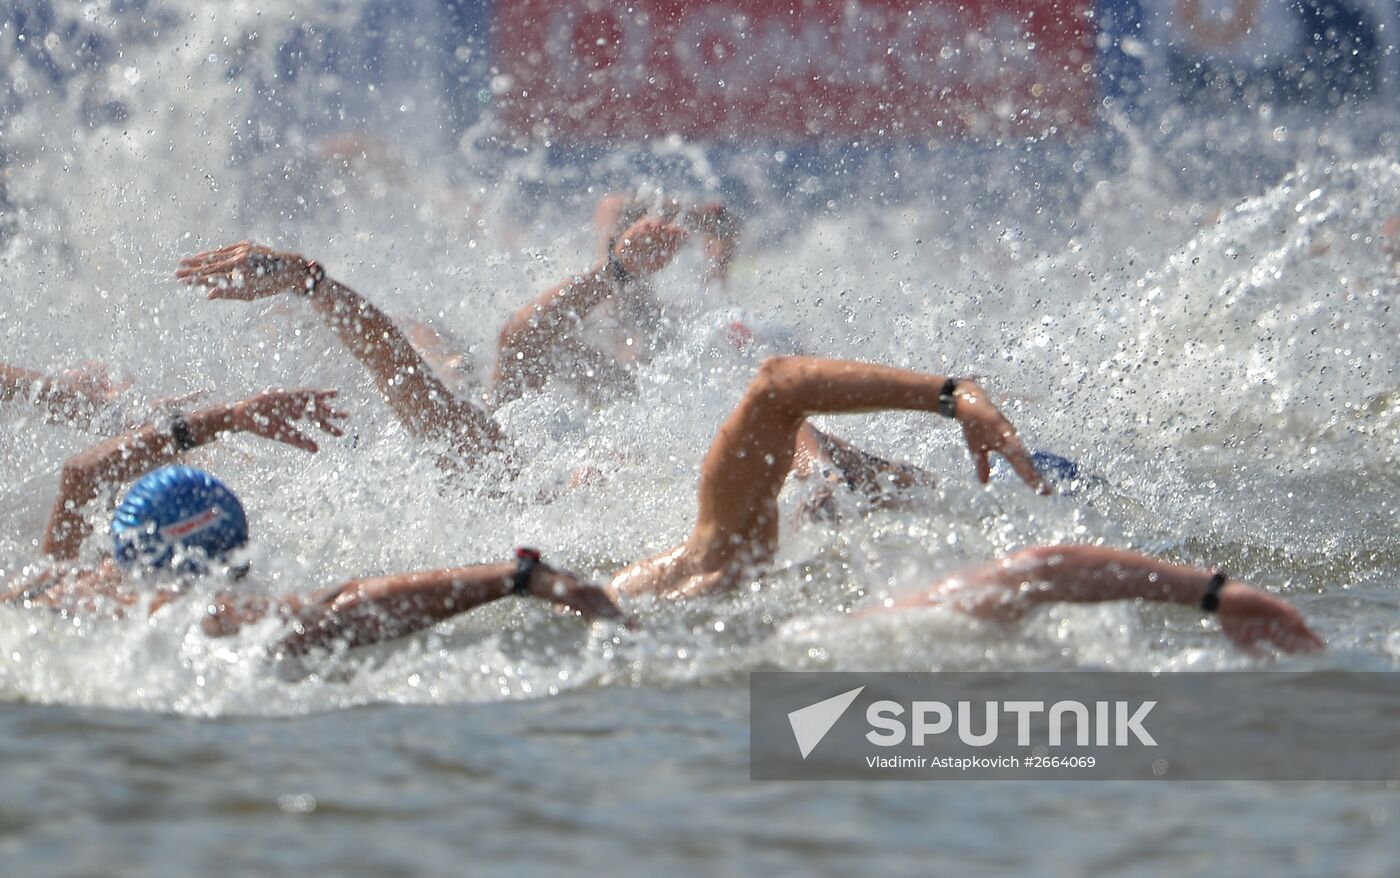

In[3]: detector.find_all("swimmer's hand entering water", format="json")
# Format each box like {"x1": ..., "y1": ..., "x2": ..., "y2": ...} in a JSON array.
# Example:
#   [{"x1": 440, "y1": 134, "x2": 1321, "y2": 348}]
[
  {"x1": 1216, "y1": 584, "x2": 1325, "y2": 655},
  {"x1": 946, "y1": 380, "x2": 1048, "y2": 494},
  {"x1": 176, "y1": 242, "x2": 316, "y2": 300}
]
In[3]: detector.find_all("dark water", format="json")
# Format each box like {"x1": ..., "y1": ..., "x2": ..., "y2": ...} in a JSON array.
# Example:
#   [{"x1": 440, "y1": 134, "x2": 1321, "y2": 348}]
[{"x1": 5, "y1": 686, "x2": 1400, "y2": 877}]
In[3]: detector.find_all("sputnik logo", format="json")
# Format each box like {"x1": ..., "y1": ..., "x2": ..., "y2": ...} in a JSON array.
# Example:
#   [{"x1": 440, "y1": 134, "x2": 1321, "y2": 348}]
[{"x1": 787, "y1": 686, "x2": 864, "y2": 759}]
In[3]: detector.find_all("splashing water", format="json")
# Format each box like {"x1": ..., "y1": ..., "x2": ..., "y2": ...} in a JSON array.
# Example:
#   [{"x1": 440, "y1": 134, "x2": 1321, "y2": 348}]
[{"x1": 0, "y1": 4, "x2": 1397, "y2": 724}]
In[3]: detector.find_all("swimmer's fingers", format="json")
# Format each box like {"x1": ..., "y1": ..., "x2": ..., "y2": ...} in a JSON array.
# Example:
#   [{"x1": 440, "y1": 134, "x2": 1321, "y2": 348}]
[
  {"x1": 176, "y1": 242, "x2": 247, "y2": 272},
  {"x1": 999, "y1": 439, "x2": 1051, "y2": 495},
  {"x1": 1218, "y1": 587, "x2": 1325, "y2": 654},
  {"x1": 175, "y1": 243, "x2": 256, "y2": 281},
  {"x1": 308, "y1": 396, "x2": 348, "y2": 437},
  {"x1": 972, "y1": 449, "x2": 992, "y2": 484},
  {"x1": 273, "y1": 426, "x2": 320, "y2": 453},
  {"x1": 288, "y1": 389, "x2": 347, "y2": 438},
  {"x1": 244, "y1": 416, "x2": 320, "y2": 453}
]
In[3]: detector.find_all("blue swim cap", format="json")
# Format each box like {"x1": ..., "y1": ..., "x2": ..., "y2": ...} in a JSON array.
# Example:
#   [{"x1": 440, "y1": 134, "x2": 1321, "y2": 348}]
[
  {"x1": 110, "y1": 466, "x2": 248, "y2": 574},
  {"x1": 1029, "y1": 451, "x2": 1080, "y2": 484},
  {"x1": 994, "y1": 450, "x2": 1084, "y2": 493}
]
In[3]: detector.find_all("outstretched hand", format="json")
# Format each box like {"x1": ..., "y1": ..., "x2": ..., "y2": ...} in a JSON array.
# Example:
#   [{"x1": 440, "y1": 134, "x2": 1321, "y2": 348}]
[
  {"x1": 176, "y1": 241, "x2": 317, "y2": 301},
  {"x1": 612, "y1": 217, "x2": 688, "y2": 277},
  {"x1": 230, "y1": 388, "x2": 347, "y2": 453},
  {"x1": 533, "y1": 565, "x2": 626, "y2": 622},
  {"x1": 1218, "y1": 584, "x2": 1326, "y2": 655},
  {"x1": 951, "y1": 381, "x2": 1049, "y2": 494}
]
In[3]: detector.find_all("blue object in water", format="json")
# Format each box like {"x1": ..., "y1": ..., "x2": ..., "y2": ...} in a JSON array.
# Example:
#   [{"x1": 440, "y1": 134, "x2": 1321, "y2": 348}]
[
  {"x1": 110, "y1": 466, "x2": 248, "y2": 574},
  {"x1": 994, "y1": 450, "x2": 1084, "y2": 493}
]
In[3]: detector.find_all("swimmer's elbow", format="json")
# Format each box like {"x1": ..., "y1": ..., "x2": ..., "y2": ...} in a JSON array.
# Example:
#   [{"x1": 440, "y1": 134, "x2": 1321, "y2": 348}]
[{"x1": 751, "y1": 355, "x2": 801, "y2": 394}]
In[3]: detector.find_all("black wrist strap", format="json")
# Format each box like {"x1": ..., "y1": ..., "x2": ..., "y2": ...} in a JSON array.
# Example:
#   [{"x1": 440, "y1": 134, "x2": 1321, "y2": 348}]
[
  {"x1": 170, "y1": 414, "x2": 197, "y2": 452},
  {"x1": 512, "y1": 547, "x2": 541, "y2": 596},
  {"x1": 938, "y1": 378, "x2": 961, "y2": 418},
  {"x1": 1201, "y1": 570, "x2": 1228, "y2": 613},
  {"x1": 605, "y1": 237, "x2": 632, "y2": 284},
  {"x1": 304, "y1": 260, "x2": 326, "y2": 294}
]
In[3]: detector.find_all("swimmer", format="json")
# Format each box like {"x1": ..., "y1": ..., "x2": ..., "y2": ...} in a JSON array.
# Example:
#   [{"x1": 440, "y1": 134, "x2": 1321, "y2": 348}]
[
  {"x1": 176, "y1": 242, "x2": 508, "y2": 463},
  {"x1": 3, "y1": 405, "x2": 618, "y2": 655},
  {"x1": 494, "y1": 194, "x2": 741, "y2": 404},
  {"x1": 175, "y1": 238, "x2": 935, "y2": 517},
  {"x1": 867, "y1": 544, "x2": 1324, "y2": 654},
  {"x1": 35, "y1": 388, "x2": 347, "y2": 561},
  {"x1": 548, "y1": 355, "x2": 1315, "y2": 655},
  {"x1": 4, "y1": 465, "x2": 619, "y2": 654}
]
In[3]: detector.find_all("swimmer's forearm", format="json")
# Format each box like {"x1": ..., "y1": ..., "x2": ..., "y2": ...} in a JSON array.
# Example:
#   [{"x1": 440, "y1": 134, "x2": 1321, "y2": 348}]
[
  {"x1": 304, "y1": 277, "x2": 501, "y2": 450},
  {"x1": 279, "y1": 561, "x2": 621, "y2": 652},
  {"x1": 755, "y1": 356, "x2": 960, "y2": 418},
  {"x1": 918, "y1": 547, "x2": 1213, "y2": 622},
  {"x1": 498, "y1": 263, "x2": 617, "y2": 350},
  {"x1": 0, "y1": 364, "x2": 42, "y2": 402},
  {"x1": 493, "y1": 264, "x2": 624, "y2": 400},
  {"x1": 279, "y1": 563, "x2": 517, "y2": 652},
  {"x1": 1011, "y1": 546, "x2": 1213, "y2": 609},
  {"x1": 305, "y1": 278, "x2": 449, "y2": 422}
]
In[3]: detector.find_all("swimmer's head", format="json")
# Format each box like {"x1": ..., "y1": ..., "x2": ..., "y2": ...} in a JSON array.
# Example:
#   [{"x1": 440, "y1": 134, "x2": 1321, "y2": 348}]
[
  {"x1": 993, "y1": 450, "x2": 1084, "y2": 494},
  {"x1": 111, "y1": 466, "x2": 249, "y2": 576}
]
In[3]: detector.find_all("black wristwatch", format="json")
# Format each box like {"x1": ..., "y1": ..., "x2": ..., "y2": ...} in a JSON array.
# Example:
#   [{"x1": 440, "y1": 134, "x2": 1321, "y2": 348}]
[
  {"x1": 512, "y1": 547, "x2": 542, "y2": 596},
  {"x1": 1200, "y1": 571, "x2": 1229, "y2": 613},
  {"x1": 938, "y1": 378, "x2": 961, "y2": 419},
  {"x1": 170, "y1": 414, "x2": 197, "y2": 451}
]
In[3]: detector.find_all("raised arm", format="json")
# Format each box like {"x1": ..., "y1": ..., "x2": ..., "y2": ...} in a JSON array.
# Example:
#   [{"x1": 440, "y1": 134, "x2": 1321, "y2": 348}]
[
  {"x1": 177, "y1": 242, "x2": 503, "y2": 459},
  {"x1": 608, "y1": 356, "x2": 1045, "y2": 598},
  {"x1": 883, "y1": 544, "x2": 1324, "y2": 654},
  {"x1": 202, "y1": 553, "x2": 622, "y2": 653},
  {"x1": 42, "y1": 388, "x2": 345, "y2": 560},
  {"x1": 493, "y1": 216, "x2": 686, "y2": 404},
  {"x1": 1, "y1": 362, "x2": 124, "y2": 429}
]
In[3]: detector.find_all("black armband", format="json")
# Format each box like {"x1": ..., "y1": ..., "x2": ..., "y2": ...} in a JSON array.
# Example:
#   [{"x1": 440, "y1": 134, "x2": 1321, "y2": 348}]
[
  {"x1": 1200, "y1": 571, "x2": 1228, "y2": 613},
  {"x1": 938, "y1": 378, "x2": 961, "y2": 419},
  {"x1": 512, "y1": 547, "x2": 542, "y2": 596}
]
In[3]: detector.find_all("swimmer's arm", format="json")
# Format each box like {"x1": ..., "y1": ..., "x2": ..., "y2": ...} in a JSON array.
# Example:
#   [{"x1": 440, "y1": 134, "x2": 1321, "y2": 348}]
[
  {"x1": 41, "y1": 389, "x2": 345, "y2": 560},
  {"x1": 303, "y1": 277, "x2": 503, "y2": 453},
  {"x1": 897, "y1": 545, "x2": 1324, "y2": 654},
  {"x1": 239, "y1": 561, "x2": 623, "y2": 653},
  {"x1": 0, "y1": 364, "x2": 108, "y2": 429},
  {"x1": 493, "y1": 216, "x2": 685, "y2": 403},
  {"x1": 177, "y1": 242, "x2": 502, "y2": 456}
]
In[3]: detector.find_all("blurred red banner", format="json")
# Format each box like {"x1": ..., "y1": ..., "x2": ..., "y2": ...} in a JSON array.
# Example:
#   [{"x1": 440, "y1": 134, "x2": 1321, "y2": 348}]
[{"x1": 496, "y1": 0, "x2": 1096, "y2": 141}]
